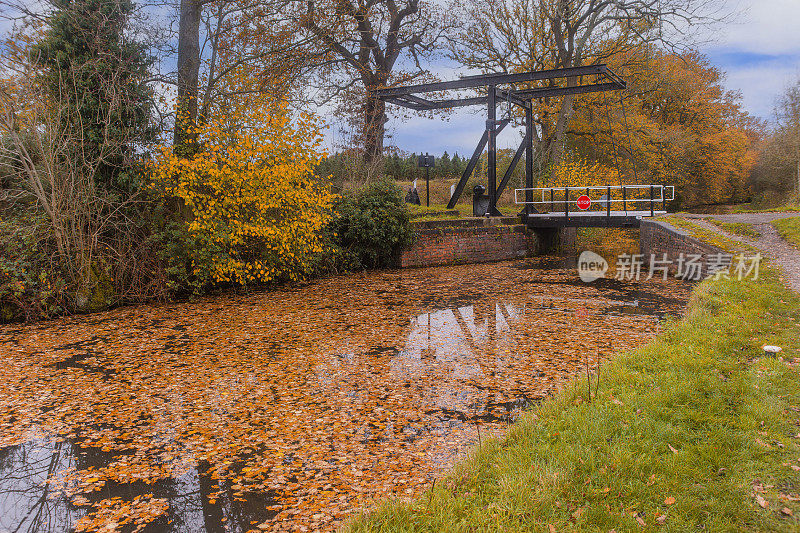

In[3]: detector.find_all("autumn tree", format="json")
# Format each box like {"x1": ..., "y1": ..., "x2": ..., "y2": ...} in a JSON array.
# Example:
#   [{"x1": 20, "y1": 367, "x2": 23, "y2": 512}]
[
  {"x1": 749, "y1": 78, "x2": 800, "y2": 204},
  {"x1": 567, "y1": 49, "x2": 760, "y2": 206},
  {"x1": 152, "y1": 64, "x2": 336, "y2": 290},
  {"x1": 296, "y1": 0, "x2": 455, "y2": 164},
  {"x1": 452, "y1": 0, "x2": 725, "y2": 170},
  {"x1": 173, "y1": 0, "x2": 312, "y2": 154}
]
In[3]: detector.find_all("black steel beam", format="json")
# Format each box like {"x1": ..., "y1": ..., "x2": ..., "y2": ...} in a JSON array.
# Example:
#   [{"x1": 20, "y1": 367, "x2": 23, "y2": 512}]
[
  {"x1": 420, "y1": 96, "x2": 487, "y2": 110},
  {"x1": 401, "y1": 94, "x2": 435, "y2": 106},
  {"x1": 496, "y1": 130, "x2": 528, "y2": 200},
  {"x1": 376, "y1": 64, "x2": 610, "y2": 98},
  {"x1": 383, "y1": 96, "x2": 426, "y2": 110},
  {"x1": 495, "y1": 88, "x2": 530, "y2": 110},
  {"x1": 513, "y1": 81, "x2": 625, "y2": 100},
  {"x1": 446, "y1": 119, "x2": 510, "y2": 210},
  {"x1": 487, "y1": 85, "x2": 498, "y2": 215},
  {"x1": 525, "y1": 106, "x2": 533, "y2": 214}
]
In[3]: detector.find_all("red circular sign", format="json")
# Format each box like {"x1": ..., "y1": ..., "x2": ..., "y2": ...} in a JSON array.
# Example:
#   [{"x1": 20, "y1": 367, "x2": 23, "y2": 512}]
[{"x1": 577, "y1": 195, "x2": 591, "y2": 210}]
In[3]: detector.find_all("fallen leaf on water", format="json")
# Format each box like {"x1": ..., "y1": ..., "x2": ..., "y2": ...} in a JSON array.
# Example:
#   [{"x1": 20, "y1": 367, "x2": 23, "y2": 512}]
[{"x1": 0, "y1": 260, "x2": 691, "y2": 532}]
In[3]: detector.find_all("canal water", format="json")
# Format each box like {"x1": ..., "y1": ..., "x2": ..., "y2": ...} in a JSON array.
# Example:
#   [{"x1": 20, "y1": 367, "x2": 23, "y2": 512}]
[{"x1": 0, "y1": 243, "x2": 692, "y2": 532}]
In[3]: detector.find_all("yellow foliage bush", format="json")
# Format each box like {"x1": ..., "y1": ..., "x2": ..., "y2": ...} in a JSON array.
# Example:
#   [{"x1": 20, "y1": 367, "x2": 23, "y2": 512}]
[
  {"x1": 151, "y1": 103, "x2": 336, "y2": 287},
  {"x1": 548, "y1": 155, "x2": 620, "y2": 188}
]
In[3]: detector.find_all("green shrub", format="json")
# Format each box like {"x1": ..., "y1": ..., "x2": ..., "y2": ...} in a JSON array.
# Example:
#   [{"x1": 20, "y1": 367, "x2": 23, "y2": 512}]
[
  {"x1": 328, "y1": 180, "x2": 413, "y2": 269},
  {"x1": 0, "y1": 214, "x2": 68, "y2": 322}
]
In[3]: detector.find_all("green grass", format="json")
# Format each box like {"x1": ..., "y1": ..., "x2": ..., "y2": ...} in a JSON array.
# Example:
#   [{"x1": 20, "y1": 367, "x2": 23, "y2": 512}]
[
  {"x1": 407, "y1": 204, "x2": 464, "y2": 221},
  {"x1": 705, "y1": 219, "x2": 762, "y2": 239},
  {"x1": 772, "y1": 217, "x2": 800, "y2": 249},
  {"x1": 658, "y1": 216, "x2": 753, "y2": 254},
  {"x1": 733, "y1": 202, "x2": 800, "y2": 214},
  {"x1": 348, "y1": 264, "x2": 800, "y2": 531}
]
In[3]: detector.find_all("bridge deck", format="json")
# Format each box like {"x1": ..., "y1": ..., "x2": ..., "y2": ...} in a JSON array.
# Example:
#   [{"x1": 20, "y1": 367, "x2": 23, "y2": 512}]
[{"x1": 523, "y1": 210, "x2": 666, "y2": 228}]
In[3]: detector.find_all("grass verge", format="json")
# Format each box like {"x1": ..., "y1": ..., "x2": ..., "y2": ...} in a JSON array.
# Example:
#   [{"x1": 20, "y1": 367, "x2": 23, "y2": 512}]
[
  {"x1": 658, "y1": 216, "x2": 754, "y2": 253},
  {"x1": 733, "y1": 202, "x2": 800, "y2": 214},
  {"x1": 705, "y1": 219, "x2": 762, "y2": 239},
  {"x1": 772, "y1": 217, "x2": 800, "y2": 249},
  {"x1": 348, "y1": 260, "x2": 800, "y2": 531}
]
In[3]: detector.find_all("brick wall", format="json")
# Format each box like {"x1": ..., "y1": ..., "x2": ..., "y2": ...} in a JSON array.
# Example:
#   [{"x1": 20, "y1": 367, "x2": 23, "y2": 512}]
[
  {"x1": 400, "y1": 222, "x2": 538, "y2": 268},
  {"x1": 639, "y1": 219, "x2": 727, "y2": 277}
]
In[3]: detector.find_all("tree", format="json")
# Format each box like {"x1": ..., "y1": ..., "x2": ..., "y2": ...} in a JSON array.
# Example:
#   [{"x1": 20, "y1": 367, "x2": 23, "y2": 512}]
[
  {"x1": 1, "y1": 11, "x2": 161, "y2": 311},
  {"x1": 152, "y1": 81, "x2": 336, "y2": 289},
  {"x1": 297, "y1": 0, "x2": 455, "y2": 163},
  {"x1": 173, "y1": 0, "x2": 311, "y2": 154},
  {"x1": 452, "y1": 0, "x2": 725, "y2": 170},
  {"x1": 750, "y1": 78, "x2": 800, "y2": 203},
  {"x1": 32, "y1": 0, "x2": 155, "y2": 193},
  {"x1": 775, "y1": 79, "x2": 800, "y2": 195},
  {"x1": 438, "y1": 150, "x2": 451, "y2": 178},
  {"x1": 567, "y1": 49, "x2": 760, "y2": 206},
  {"x1": 174, "y1": 0, "x2": 203, "y2": 153}
]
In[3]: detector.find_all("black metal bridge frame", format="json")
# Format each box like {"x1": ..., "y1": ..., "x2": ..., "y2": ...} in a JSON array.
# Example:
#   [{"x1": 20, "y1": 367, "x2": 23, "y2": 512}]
[{"x1": 374, "y1": 64, "x2": 626, "y2": 216}]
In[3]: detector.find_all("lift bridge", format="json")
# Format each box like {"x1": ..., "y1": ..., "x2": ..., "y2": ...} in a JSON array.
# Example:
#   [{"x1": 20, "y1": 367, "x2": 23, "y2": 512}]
[{"x1": 375, "y1": 64, "x2": 670, "y2": 229}]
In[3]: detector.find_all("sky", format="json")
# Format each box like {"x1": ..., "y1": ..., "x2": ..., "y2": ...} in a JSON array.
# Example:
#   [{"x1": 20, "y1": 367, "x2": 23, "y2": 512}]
[
  {"x1": 2, "y1": 0, "x2": 797, "y2": 158},
  {"x1": 362, "y1": 0, "x2": 800, "y2": 157}
]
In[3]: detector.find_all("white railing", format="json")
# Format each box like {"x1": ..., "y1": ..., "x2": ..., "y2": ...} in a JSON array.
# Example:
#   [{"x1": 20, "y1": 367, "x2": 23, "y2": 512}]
[{"x1": 514, "y1": 184, "x2": 675, "y2": 215}]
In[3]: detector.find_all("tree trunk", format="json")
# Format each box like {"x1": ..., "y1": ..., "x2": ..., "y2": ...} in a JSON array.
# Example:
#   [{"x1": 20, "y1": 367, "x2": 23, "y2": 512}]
[
  {"x1": 363, "y1": 93, "x2": 386, "y2": 163},
  {"x1": 174, "y1": 0, "x2": 202, "y2": 155}
]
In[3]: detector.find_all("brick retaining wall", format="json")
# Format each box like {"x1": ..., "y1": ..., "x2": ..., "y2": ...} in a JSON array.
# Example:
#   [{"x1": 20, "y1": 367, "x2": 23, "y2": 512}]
[
  {"x1": 639, "y1": 219, "x2": 727, "y2": 277},
  {"x1": 400, "y1": 221, "x2": 538, "y2": 268}
]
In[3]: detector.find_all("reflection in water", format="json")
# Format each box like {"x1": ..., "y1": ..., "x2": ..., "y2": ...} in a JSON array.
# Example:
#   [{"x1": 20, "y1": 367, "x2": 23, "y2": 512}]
[
  {"x1": 0, "y1": 439, "x2": 277, "y2": 533},
  {"x1": 0, "y1": 257, "x2": 691, "y2": 532}
]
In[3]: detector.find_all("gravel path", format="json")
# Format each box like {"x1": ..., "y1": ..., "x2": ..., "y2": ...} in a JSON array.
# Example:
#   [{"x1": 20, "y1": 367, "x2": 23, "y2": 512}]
[{"x1": 682, "y1": 213, "x2": 800, "y2": 293}]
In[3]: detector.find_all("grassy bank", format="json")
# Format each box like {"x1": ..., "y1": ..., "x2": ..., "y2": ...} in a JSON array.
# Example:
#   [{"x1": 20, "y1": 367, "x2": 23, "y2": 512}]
[
  {"x1": 733, "y1": 202, "x2": 800, "y2": 214},
  {"x1": 348, "y1": 261, "x2": 800, "y2": 530},
  {"x1": 772, "y1": 217, "x2": 800, "y2": 248},
  {"x1": 706, "y1": 218, "x2": 761, "y2": 239}
]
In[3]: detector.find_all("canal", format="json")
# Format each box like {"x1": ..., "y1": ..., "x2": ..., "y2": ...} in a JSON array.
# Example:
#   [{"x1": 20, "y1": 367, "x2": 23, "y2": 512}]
[{"x1": 0, "y1": 244, "x2": 692, "y2": 532}]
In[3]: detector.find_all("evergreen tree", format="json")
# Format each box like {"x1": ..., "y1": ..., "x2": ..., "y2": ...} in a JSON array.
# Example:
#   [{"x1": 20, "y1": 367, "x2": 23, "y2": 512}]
[
  {"x1": 33, "y1": 0, "x2": 155, "y2": 194},
  {"x1": 452, "y1": 153, "x2": 465, "y2": 178},
  {"x1": 439, "y1": 151, "x2": 451, "y2": 178}
]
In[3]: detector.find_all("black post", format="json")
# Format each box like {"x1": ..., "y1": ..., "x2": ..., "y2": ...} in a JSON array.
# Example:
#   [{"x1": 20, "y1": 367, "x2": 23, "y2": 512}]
[
  {"x1": 447, "y1": 131, "x2": 490, "y2": 209},
  {"x1": 622, "y1": 186, "x2": 627, "y2": 212},
  {"x1": 564, "y1": 187, "x2": 569, "y2": 221},
  {"x1": 525, "y1": 105, "x2": 533, "y2": 215},
  {"x1": 662, "y1": 186, "x2": 667, "y2": 211},
  {"x1": 487, "y1": 85, "x2": 497, "y2": 216},
  {"x1": 650, "y1": 184, "x2": 654, "y2": 217},
  {"x1": 426, "y1": 152, "x2": 431, "y2": 207},
  {"x1": 550, "y1": 189, "x2": 554, "y2": 212},
  {"x1": 606, "y1": 185, "x2": 611, "y2": 218}
]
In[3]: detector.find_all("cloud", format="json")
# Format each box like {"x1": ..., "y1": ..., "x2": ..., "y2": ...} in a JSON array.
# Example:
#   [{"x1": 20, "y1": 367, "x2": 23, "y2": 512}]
[
  {"x1": 704, "y1": 0, "x2": 800, "y2": 121},
  {"x1": 716, "y1": 0, "x2": 800, "y2": 55}
]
